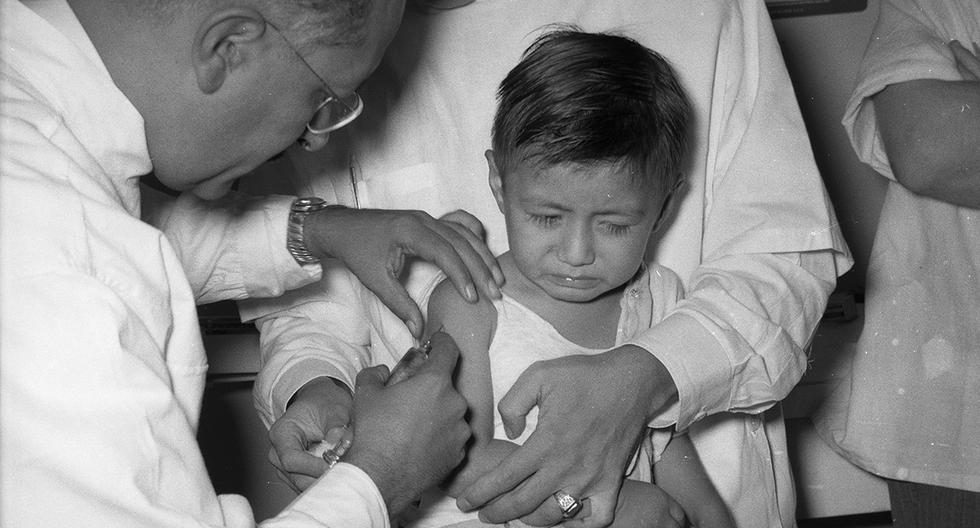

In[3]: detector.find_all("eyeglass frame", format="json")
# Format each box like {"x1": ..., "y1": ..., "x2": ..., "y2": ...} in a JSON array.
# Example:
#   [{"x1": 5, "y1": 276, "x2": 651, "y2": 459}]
[{"x1": 265, "y1": 21, "x2": 364, "y2": 137}]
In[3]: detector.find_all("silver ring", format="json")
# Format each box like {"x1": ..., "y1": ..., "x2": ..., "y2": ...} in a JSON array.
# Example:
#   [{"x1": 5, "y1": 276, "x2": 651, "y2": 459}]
[{"x1": 553, "y1": 489, "x2": 583, "y2": 519}]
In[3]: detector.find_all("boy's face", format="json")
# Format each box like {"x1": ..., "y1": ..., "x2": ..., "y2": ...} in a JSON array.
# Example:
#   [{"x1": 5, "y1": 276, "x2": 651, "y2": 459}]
[{"x1": 488, "y1": 151, "x2": 665, "y2": 303}]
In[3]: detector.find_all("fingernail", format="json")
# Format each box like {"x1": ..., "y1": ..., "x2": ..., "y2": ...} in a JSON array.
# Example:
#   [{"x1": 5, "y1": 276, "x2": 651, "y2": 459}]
[
  {"x1": 407, "y1": 320, "x2": 420, "y2": 337},
  {"x1": 457, "y1": 498, "x2": 472, "y2": 512},
  {"x1": 487, "y1": 279, "x2": 502, "y2": 299},
  {"x1": 465, "y1": 283, "x2": 478, "y2": 302}
]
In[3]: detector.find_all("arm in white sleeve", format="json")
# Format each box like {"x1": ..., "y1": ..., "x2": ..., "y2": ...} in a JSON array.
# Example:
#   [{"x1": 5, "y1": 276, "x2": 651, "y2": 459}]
[
  {"x1": 247, "y1": 262, "x2": 372, "y2": 428},
  {"x1": 257, "y1": 463, "x2": 390, "y2": 528},
  {"x1": 0, "y1": 270, "x2": 387, "y2": 528},
  {"x1": 142, "y1": 187, "x2": 321, "y2": 305},
  {"x1": 625, "y1": 0, "x2": 851, "y2": 430},
  {"x1": 630, "y1": 251, "x2": 839, "y2": 430}
]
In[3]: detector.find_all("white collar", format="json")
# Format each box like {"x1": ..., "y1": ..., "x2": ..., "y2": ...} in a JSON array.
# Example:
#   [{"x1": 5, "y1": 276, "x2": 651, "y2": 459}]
[{"x1": 6, "y1": 0, "x2": 151, "y2": 215}]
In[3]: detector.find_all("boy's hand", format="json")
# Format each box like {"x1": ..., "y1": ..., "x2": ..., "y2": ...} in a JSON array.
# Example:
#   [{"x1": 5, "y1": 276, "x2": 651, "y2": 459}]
[
  {"x1": 268, "y1": 377, "x2": 352, "y2": 492},
  {"x1": 303, "y1": 207, "x2": 503, "y2": 338}
]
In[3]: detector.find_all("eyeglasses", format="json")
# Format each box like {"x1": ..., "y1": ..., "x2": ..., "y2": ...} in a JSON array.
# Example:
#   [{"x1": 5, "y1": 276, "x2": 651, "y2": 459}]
[{"x1": 266, "y1": 22, "x2": 364, "y2": 139}]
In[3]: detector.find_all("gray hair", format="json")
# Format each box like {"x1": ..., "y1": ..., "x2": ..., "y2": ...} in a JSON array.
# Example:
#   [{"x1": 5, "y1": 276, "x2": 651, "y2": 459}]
[{"x1": 140, "y1": 0, "x2": 373, "y2": 50}]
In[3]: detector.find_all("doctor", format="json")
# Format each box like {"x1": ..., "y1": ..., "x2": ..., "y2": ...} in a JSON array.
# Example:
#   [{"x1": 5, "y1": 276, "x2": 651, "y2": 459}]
[{"x1": 0, "y1": 0, "x2": 498, "y2": 526}]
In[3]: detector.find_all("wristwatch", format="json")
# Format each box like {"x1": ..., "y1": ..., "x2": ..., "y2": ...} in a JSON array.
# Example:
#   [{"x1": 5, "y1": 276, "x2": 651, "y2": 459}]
[{"x1": 287, "y1": 197, "x2": 332, "y2": 265}]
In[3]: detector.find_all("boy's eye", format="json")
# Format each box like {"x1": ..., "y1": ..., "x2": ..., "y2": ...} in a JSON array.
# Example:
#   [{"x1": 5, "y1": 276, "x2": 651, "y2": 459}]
[
  {"x1": 603, "y1": 223, "x2": 632, "y2": 236},
  {"x1": 528, "y1": 214, "x2": 559, "y2": 227}
]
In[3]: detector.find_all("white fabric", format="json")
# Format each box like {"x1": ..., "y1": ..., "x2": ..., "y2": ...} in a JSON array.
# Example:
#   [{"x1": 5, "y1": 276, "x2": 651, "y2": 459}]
[
  {"x1": 225, "y1": 2, "x2": 852, "y2": 527},
  {"x1": 142, "y1": 188, "x2": 321, "y2": 305},
  {"x1": 814, "y1": 0, "x2": 980, "y2": 493},
  {"x1": 406, "y1": 266, "x2": 679, "y2": 528},
  {"x1": 0, "y1": 1, "x2": 389, "y2": 526}
]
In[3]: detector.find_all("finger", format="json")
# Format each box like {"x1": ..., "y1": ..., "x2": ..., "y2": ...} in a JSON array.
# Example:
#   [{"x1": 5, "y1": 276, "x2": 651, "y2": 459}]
[
  {"x1": 268, "y1": 446, "x2": 321, "y2": 492},
  {"x1": 518, "y1": 485, "x2": 580, "y2": 527},
  {"x1": 268, "y1": 419, "x2": 330, "y2": 477},
  {"x1": 497, "y1": 369, "x2": 542, "y2": 439},
  {"x1": 399, "y1": 224, "x2": 479, "y2": 303},
  {"x1": 361, "y1": 271, "x2": 426, "y2": 338},
  {"x1": 667, "y1": 498, "x2": 687, "y2": 526},
  {"x1": 418, "y1": 331, "x2": 461, "y2": 376},
  {"x1": 406, "y1": 218, "x2": 502, "y2": 304},
  {"x1": 441, "y1": 220, "x2": 504, "y2": 296},
  {"x1": 439, "y1": 209, "x2": 487, "y2": 240},
  {"x1": 439, "y1": 210, "x2": 505, "y2": 288},
  {"x1": 355, "y1": 364, "x2": 391, "y2": 392},
  {"x1": 275, "y1": 442, "x2": 330, "y2": 480},
  {"x1": 475, "y1": 468, "x2": 563, "y2": 525},
  {"x1": 457, "y1": 443, "x2": 540, "y2": 513},
  {"x1": 560, "y1": 498, "x2": 594, "y2": 528},
  {"x1": 949, "y1": 40, "x2": 980, "y2": 80},
  {"x1": 565, "y1": 490, "x2": 616, "y2": 528}
]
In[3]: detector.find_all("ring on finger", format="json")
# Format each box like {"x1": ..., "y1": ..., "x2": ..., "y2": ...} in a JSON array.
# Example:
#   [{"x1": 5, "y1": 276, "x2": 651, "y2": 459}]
[{"x1": 553, "y1": 489, "x2": 583, "y2": 519}]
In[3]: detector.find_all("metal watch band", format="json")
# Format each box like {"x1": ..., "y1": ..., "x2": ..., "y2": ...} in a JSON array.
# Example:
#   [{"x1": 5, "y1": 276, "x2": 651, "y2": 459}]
[{"x1": 287, "y1": 197, "x2": 332, "y2": 265}]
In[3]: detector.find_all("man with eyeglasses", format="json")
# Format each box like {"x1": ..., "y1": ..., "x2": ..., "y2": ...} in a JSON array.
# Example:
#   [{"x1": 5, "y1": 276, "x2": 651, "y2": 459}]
[{"x1": 0, "y1": 0, "x2": 496, "y2": 526}]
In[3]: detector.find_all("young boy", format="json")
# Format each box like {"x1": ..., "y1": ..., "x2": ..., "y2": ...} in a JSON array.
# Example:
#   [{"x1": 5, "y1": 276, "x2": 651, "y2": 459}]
[{"x1": 408, "y1": 28, "x2": 734, "y2": 528}]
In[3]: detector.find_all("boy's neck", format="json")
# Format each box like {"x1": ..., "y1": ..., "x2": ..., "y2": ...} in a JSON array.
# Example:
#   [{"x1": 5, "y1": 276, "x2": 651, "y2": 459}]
[{"x1": 497, "y1": 252, "x2": 629, "y2": 349}]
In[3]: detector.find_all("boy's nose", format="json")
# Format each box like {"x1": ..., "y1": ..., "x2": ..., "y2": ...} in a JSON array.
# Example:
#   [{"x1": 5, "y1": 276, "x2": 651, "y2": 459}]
[{"x1": 557, "y1": 226, "x2": 595, "y2": 266}]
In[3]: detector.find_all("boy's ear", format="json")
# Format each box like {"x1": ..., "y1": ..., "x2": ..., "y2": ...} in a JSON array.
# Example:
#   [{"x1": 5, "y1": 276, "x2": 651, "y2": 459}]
[
  {"x1": 192, "y1": 8, "x2": 267, "y2": 94},
  {"x1": 486, "y1": 150, "x2": 506, "y2": 213},
  {"x1": 652, "y1": 177, "x2": 685, "y2": 234}
]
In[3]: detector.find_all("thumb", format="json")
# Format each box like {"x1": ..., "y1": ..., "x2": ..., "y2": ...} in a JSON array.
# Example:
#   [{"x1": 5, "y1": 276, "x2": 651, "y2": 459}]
[
  {"x1": 497, "y1": 375, "x2": 537, "y2": 439},
  {"x1": 355, "y1": 364, "x2": 391, "y2": 392}
]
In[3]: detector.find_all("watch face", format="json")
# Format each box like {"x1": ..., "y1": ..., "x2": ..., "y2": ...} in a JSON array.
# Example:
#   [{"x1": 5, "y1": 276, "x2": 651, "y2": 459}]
[{"x1": 293, "y1": 197, "x2": 328, "y2": 212}]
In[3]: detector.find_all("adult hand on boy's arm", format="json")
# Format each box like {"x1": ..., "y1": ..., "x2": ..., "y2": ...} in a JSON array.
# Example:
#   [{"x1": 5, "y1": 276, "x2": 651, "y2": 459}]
[
  {"x1": 457, "y1": 345, "x2": 675, "y2": 527},
  {"x1": 304, "y1": 207, "x2": 503, "y2": 338}
]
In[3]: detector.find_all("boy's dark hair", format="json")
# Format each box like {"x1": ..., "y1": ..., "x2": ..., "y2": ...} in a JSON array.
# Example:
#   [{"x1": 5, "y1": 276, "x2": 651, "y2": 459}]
[{"x1": 492, "y1": 26, "x2": 691, "y2": 194}]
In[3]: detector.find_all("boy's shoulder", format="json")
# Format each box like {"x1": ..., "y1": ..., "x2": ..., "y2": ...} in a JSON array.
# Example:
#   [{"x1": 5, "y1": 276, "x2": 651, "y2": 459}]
[{"x1": 426, "y1": 276, "x2": 498, "y2": 337}]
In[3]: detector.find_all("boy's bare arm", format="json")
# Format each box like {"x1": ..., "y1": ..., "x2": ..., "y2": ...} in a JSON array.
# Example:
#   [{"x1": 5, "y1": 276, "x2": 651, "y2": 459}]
[
  {"x1": 425, "y1": 278, "x2": 501, "y2": 493},
  {"x1": 653, "y1": 433, "x2": 734, "y2": 528}
]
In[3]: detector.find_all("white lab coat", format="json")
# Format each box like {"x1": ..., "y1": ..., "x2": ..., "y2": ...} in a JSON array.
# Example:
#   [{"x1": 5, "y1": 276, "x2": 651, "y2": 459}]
[{"x1": 0, "y1": 1, "x2": 389, "y2": 526}]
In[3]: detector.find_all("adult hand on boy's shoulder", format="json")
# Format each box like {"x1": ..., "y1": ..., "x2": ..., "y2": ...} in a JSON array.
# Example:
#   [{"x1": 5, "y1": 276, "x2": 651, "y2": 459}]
[
  {"x1": 457, "y1": 344, "x2": 678, "y2": 527},
  {"x1": 303, "y1": 206, "x2": 503, "y2": 338}
]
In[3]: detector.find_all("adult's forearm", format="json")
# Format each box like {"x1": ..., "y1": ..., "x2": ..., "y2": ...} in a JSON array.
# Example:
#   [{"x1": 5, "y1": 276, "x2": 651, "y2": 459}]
[{"x1": 628, "y1": 251, "x2": 839, "y2": 429}]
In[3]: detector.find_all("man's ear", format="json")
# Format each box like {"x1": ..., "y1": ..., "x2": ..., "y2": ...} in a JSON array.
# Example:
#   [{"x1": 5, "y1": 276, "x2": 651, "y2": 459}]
[
  {"x1": 486, "y1": 149, "x2": 506, "y2": 214},
  {"x1": 193, "y1": 8, "x2": 267, "y2": 94}
]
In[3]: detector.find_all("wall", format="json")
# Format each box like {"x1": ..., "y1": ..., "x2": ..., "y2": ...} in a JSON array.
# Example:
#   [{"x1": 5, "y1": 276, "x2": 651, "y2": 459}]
[{"x1": 771, "y1": 0, "x2": 887, "y2": 293}]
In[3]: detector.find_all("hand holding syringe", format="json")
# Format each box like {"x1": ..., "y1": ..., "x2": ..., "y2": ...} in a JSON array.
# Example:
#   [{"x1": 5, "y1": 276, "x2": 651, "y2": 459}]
[{"x1": 306, "y1": 336, "x2": 435, "y2": 466}]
